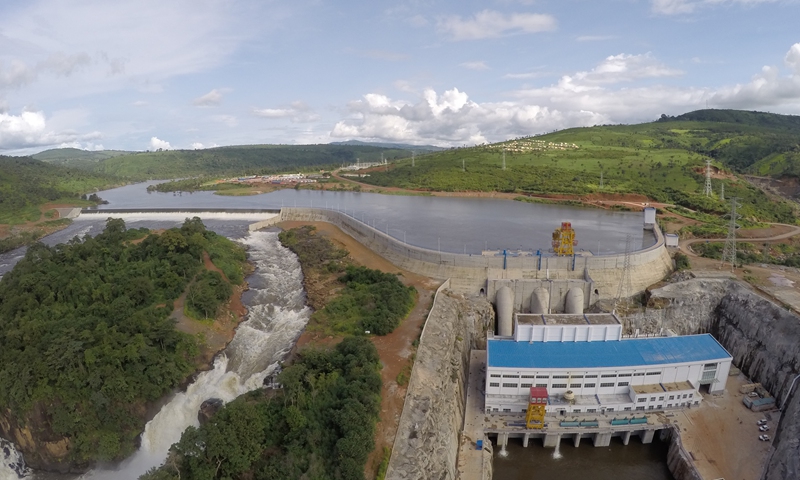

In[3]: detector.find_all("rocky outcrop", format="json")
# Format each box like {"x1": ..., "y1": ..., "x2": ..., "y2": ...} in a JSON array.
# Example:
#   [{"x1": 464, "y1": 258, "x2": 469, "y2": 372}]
[
  {"x1": 0, "y1": 408, "x2": 79, "y2": 474},
  {"x1": 626, "y1": 278, "x2": 800, "y2": 480},
  {"x1": 662, "y1": 426, "x2": 702, "y2": 480},
  {"x1": 198, "y1": 398, "x2": 224, "y2": 425},
  {"x1": 385, "y1": 291, "x2": 493, "y2": 480}
]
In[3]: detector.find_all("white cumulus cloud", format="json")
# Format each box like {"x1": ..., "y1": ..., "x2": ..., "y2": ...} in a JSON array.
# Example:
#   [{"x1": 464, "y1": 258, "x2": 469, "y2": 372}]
[
  {"x1": 568, "y1": 53, "x2": 684, "y2": 85},
  {"x1": 150, "y1": 136, "x2": 172, "y2": 150},
  {"x1": 192, "y1": 89, "x2": 223, "y2": 107},
  {"x1": 252, "y1": 101, "x2": 319, "y2": 122},
  {"x1": 0, "y1": 109, "x2": 100, "y2": 151},
  {"x1": 437, "y1": 10, "x2": 556, "y2": 41}
]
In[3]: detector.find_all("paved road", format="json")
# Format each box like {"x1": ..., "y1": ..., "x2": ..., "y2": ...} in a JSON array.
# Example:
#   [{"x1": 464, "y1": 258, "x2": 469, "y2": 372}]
[{"x1": 679, "y1": 223, "x2": 800, "y2": 257}]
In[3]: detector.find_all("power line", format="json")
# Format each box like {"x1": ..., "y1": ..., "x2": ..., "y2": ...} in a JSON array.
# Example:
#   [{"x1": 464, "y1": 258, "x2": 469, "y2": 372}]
[
  {"x1": 720, "y1": 197, "x2": 740, "y2": 272},
  {"x1": 615, "y1": 234, "x2": 634, "y2": 311}
]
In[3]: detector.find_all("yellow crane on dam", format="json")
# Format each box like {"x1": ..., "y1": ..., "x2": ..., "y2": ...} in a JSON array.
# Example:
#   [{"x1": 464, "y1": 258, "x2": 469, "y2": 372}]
[{"x1": 552, "y1": 222, "x2": 577, "y2": 256}]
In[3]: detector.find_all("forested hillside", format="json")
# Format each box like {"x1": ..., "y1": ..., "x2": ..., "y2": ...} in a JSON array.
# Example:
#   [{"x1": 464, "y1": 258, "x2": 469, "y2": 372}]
[
  {"x1": 0, "y1": 218, "x2": 245, "y2": 468},
  {"x1": 141, "y1": 337, "x2": 382, "y2": 480},
  {"x1": 0, "y1": 156, "x2": 112, "y2": 224},
  {"x1": 359, "y1": 109, "x2": 800, "y2": 223},
  {"x1": 38, "y1": 144, "x2": 413, "y2": 181}
]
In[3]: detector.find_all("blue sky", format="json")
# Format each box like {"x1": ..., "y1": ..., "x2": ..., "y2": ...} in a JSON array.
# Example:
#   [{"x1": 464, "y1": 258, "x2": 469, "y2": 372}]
[{"x1": 1, "y1": 0, "x2": 799, "y2": 154}]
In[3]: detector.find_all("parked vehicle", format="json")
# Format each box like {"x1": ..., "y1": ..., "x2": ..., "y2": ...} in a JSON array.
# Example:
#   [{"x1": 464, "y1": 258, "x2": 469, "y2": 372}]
[
  {"x1": 759, "y1": 434, "x2": 771, "y2": 441},
  {"x1": 757, "y1": 419, "x2": 768, "y2": 425},
  {"x1": 759, "y1": 425, "x2": 770, "y2": 432}
]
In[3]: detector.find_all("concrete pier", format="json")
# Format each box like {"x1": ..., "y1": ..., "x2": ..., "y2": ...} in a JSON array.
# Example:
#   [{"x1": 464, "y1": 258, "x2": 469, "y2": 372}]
[
  {"x1": 543, "y1": 434, "x2": 561, "y2": 448},
  {"x1": 593, "y1": 432, "x2": 612, "y2": 447},
  {"x1": 573, "y1": 433, "x2": 582, "y2": 448},
  {"x1": 622, "y1": 430, "x2": 632, "y2": 445},
  {"x1": 522, "y1": 433, "x2": 530, "y2": 447},
  {"x1": 641, "y1": 429, "x2": 655, "y2": 444}
]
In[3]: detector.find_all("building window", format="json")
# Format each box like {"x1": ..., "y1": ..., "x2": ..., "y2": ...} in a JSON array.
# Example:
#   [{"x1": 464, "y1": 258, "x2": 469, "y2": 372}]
[
  {"x1": 571, "y1": 375, "x2": 584, "y2": 379},
  {"x1": 689, "y1": 393, "x2": 693, "y2": 398},
  {"x1": 587, "y1": 409, "x2": 596, "y2": 413},
  {"x1": 648, "y1": 406, "x2": 654, "y2": 410},
  {"x1": 667, "y1": 404, "x2": 672, "y2": 407},
  {"x1": 658, "y1": 396, "x2": 664, "y2": 401},
  {"x1": 503, "y1": 375, "x2": 519, "y2": 378},
  {"x1": 503, "y1": 409, "x2": 511, "y2": 412},
  {"x1": 607, "y1": 408, "x2": 614, "y2": 412},
  {"x1": 669, "y1": 395, "x2": 674, "y2": 400},
  {"x1": 552, "y1": 375, "x2": 569, "y2": 379},
  {"x1": 600, "y1": 382, "x2": 614, "y2": 388},
  {"x1": 624, "y1": 407, "x2": 632, "y2": 411},
  {"x1": 489, "y1": 382, "x2": 499, "y2": 387},
  {"x1": 584, "y1": 383, "x2": 596, "y2": 388},
  {"x1": 636, "y1": 406, "x2": 645, "y2": 411},
  {"x1": 493, "y1": 408, "x2": 498, "y2": 412},
  {"x1": 521, "y1": 375, "x2": 535, "y2": 378},
  {"x1": 601, "y1": 374, "x2": 617, "y2": 378},
  {"x1": 574, "y1": 409, "x2": 581, "y2": 413},
  {"x1": 552, "y1": 383, "x2": 567, "y2": 388},
  {"x1": 618, "y1": 382, "x2": 629, "y2": 387},
  {"x1": 521, "y1": 383, "x2": 532, "y2": 388},
  {"x1": 657, "y1": 405, "x2": 663, "y2": 409},
  {"x1": 570, "y1": 383, "x2": 581, "y2": 388},
  {"x1": 502, "y1": 383, "x2": 518, "y2": 388},
  {"x1": 522, "y1": 409, "x2": 527, "y2": 412},
  {"x1": 650, "y1": 397, "x2": 656, "y2": 402},
  {"x1": 618, "y1": 373, "x2": 632, "y2": 377},
  {"x1": 536, "y1": 375, "x2": 550, "y2": 379},
  {"x1": 536, "y1": 383, "x2": 547, "y2": 388},
  {"x1": 490, "y1": 374, "x2": 501, "y2": 378},
  {"x1": 637, "y1": 398, "x2": 646, "y2": 403},
  {"x1": 585, "y1": 375, "x2": 598, "y2": 378},
  {"x1": 634, "y1": 373, "x2": 645, "y2": 376},
  {"x1": 646, "y1": 372, "x2": 660, "y2": 376},
  {"x1": 682, "y1": 394, "x2": 688, "y2": 399},
  {"x1": 704, "y1": 363, "x2": 717, "y2": 370}
]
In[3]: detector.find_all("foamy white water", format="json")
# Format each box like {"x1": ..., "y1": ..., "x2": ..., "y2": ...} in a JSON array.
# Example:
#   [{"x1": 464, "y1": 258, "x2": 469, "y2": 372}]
[{"x1": 0, "y1": 230, "x2": 309, "y2": 480}]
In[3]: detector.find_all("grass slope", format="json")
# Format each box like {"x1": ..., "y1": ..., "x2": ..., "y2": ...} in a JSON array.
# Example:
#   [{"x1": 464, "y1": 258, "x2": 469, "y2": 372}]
[
  {"x1": 359, "y1": 109, "x2": 800, "y2": 223},
  {"x1": 71, "y1": 144, "x2": 412, "y2": 181}
]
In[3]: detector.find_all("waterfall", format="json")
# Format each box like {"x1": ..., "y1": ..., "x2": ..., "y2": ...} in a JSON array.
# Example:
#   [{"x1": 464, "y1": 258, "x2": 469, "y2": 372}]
[{"x1": 0, "y1": 230, "x2": 310, "y2": 480}]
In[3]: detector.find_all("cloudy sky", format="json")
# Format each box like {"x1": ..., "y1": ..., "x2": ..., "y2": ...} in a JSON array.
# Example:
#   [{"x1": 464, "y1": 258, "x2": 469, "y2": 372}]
[{"x1": 1, "y1": 0, "x2": 799, "y2": 154}]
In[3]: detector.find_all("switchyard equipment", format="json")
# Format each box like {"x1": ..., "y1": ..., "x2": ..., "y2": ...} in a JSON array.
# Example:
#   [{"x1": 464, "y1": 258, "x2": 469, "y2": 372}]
[
  {"x1": 525, "y1": 387, "x2": 548, "y2": 429},
  {"x1": 552, "y1": 222, "x2": 577, "y2": 256}
]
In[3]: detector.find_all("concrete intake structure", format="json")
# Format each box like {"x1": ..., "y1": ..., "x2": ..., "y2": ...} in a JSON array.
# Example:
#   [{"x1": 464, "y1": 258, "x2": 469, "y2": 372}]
[{"x1": 277, "y1": 207, "x2": 673, "y2": 300}]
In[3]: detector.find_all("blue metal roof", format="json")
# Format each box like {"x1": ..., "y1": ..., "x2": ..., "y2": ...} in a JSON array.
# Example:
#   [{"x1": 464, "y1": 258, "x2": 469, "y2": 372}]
[{"x1": 487, "y1": 334, "x2": 731, "y2": 369}]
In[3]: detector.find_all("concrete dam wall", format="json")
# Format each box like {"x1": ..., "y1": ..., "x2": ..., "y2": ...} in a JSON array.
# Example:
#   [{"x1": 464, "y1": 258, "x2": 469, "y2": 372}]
[
  {"x1": 626, "y1": 278, "x2": 800, "y2": 480},
  {"x1": 278, "y1": 207, "x2": 673, "y2": 300}
]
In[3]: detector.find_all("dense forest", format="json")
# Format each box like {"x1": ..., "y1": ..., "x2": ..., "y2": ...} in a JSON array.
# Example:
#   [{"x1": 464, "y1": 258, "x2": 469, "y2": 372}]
[
  {"x1": 140, "y1": 336, "x2": 382, "y2": 480},
  {"x1": 279, "y1": 225, "x2": 416, "y2": 335},
  {"x1": 0, "y1": 217, "x2": 245, "y2": 465}
]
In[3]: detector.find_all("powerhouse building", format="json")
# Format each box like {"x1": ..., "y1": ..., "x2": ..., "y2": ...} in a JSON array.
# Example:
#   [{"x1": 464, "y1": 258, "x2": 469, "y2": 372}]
[{"x1": 485, "y1": 313, "x2": 733, "y2": 415}]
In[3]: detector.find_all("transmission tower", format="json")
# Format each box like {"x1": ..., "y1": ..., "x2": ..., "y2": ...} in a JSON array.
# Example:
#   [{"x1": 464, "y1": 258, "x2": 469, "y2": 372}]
[
  {"x1": 720, "y1": 197, "x2": 741, "y2": 272},
  {"x1": 704, "y1": 159, "x2": 713, "y2": 197},
  {"x1": 720, "y1": 183, "x2": 724, "y2": 202},
  {"x1": 614, "y1": 234, "x2": 634, "y2": 311}
]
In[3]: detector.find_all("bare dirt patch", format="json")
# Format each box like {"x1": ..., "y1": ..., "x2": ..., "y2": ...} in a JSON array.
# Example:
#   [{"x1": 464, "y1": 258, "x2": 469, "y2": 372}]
[
  {"x1": 277, "y1": 220, "x2": 440, "y2": 479},
  {"x1": 679, "y1": 373, "x2": 778, "y2": 480}
]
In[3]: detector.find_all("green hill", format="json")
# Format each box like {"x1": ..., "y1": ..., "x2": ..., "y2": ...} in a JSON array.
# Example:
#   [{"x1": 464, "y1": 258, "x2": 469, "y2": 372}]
[
  {"x1": 357, "y1": 109, "x2": 800, "y2": 223},
  {"x1": 60, "y1": 144, "x2": 413, "y2": 181}
]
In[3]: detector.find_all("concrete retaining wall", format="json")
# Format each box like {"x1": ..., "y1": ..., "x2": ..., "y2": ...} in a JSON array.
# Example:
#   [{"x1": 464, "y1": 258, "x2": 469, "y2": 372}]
[
  {"x1": 276, "y1": 208, "x2": 673, "y2": 299},
  {"x1": 662, "y1": 426, "x2": 703, "y2": 480}
]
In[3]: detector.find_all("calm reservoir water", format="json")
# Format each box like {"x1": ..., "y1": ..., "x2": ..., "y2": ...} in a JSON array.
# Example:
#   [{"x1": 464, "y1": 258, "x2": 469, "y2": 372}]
[{"x1": 87, "y1": 183, "x2": 654, "y2": 255}]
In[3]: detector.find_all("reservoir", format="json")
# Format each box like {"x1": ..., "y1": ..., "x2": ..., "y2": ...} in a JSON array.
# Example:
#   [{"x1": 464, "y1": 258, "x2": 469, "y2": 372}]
[{"x1": 88, "y1": 183, "x2": 654, "y2": 255}]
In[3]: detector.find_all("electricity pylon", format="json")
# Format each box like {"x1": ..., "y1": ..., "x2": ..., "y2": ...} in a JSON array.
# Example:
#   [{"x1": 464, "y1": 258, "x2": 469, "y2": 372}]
[
  {"x1": 720, "y1": 197, "x2": 740, "y2": 272},
  {"x1": 704, "y1": 159, "x2": 713, "y2": 197}
]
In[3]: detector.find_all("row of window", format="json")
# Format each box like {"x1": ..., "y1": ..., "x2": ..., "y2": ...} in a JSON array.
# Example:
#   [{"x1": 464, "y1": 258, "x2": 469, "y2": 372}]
[
  {"x1": 488, "y1": 401, "x2": 701, "y2": 413},
  {"x1": 637, "y1": 393, "x2": 694, "y2": 403},
  {"x1": 489, "y1": 381, "x2": 632, "y2": 389},
  {"x1": 489, "y1": 371, "x2": 663, "y2": 380}
]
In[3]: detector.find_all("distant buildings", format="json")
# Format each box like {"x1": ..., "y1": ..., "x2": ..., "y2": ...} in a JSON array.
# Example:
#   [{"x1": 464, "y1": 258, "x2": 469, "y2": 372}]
[{"x1": 225, "y1": 173, "x2": 319, "y2": 185}]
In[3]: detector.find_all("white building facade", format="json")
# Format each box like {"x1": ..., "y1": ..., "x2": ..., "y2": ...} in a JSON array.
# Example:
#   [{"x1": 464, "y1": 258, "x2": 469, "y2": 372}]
[{"x1": 485, "y1": 313, "x2": 732, "y2": 415}]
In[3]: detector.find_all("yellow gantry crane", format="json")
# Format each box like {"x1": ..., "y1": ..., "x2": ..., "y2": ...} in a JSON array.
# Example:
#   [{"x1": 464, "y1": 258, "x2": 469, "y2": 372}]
[
  {"x1": 552, "y1": 222, "x2": 577, "y2": 256},
  {"x1": 526, "y1": 387, "x2": 548, "y2": 429}
]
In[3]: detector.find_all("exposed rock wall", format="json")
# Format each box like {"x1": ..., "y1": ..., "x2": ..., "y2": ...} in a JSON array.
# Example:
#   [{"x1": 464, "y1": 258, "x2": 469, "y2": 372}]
[
  {"x1": 385, "y1": 291, "x2": 493, "y2": 480},
  {"x1": 662, "y1": 426, "x2": 703, "y2": 480},
  {"x1": 625, "y1": 278, "x2": 800, "y2": 480},
  {"x1": 0, "y1": 409, "x2": 77, "y2": 473}
]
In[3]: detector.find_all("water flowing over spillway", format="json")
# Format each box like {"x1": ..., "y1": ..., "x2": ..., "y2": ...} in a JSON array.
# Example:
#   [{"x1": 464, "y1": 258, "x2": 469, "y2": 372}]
[{"x1": 0, "y1": 230, "x2": 310, "y2": 480}]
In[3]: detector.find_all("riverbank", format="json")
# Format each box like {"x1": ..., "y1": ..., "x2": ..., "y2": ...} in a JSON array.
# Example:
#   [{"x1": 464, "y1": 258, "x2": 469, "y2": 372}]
[{"x1": 277, "y1": 220, "x2": 440, "y2": 479}]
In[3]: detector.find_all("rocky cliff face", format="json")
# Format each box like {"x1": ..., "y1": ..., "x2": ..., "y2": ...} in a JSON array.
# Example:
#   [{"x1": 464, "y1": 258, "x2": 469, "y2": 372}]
[
  {"x1": 0, "y1": 408, "x2": 78, "y2": 473},
  {"x1": 385, "y1": 292, "x2": 493, "y2": 480},
  {"x1": 626, "y1": 279, "x2": 800, "y2": 480}
]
